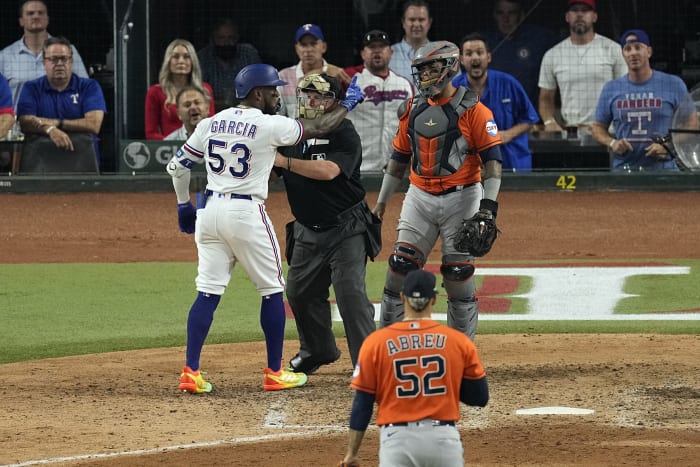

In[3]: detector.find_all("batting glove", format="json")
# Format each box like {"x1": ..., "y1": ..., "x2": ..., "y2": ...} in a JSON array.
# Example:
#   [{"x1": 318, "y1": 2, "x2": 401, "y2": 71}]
[
  {"x1": 177, "y1": 201, "x2": 196, "y2": 234},
  {"x1": 340, "y1": 76, "x2": 364, "y2": 112}
]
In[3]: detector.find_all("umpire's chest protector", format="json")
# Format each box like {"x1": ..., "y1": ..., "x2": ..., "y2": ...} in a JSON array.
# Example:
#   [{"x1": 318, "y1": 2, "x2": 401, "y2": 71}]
[{"x1": 408, "y1": 87, "x2": 479, "y2": 176}]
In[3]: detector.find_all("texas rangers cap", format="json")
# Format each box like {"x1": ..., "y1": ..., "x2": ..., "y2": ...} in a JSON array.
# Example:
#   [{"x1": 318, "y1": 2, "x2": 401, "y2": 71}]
[
  {"x1": 295, "y1": 24, "x2": 324, "y2": 43},
  {"x1": 362, "y1": 30, "x2": 391, "y2": 47},
  {"x1": 403, "y1": 270, "x2": 437, "y2": 299},
  {"x1": 567, "y1": 0, "x2": 596, "y2": 11},
  {"x1": 620, "y1": 29, "x2": 651, "y2": 47}
]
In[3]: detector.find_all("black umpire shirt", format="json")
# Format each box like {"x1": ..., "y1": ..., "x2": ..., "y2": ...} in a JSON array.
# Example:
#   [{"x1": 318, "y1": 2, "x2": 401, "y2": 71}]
[{"x1": 279, "y1": 119, "x2": 366, "y2": 227}]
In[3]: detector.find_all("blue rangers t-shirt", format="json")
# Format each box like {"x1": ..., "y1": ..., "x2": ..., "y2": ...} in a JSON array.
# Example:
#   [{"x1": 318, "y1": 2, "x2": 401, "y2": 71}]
[{"x1": 595, "y1": 70, "x2": 690, "y2": 170}]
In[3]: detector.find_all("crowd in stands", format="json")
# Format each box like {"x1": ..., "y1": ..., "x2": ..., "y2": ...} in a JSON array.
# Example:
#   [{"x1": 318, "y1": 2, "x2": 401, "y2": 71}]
[{"x1": 1, "y1": 0, "x2": 697, "y2": 173}]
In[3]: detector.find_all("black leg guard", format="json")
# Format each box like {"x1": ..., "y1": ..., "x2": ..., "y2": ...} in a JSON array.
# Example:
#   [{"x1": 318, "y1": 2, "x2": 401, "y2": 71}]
[
  {"x1": 447, "y1": 296, "x2": 479, "y2": 341},
  {"x1": 380, "y1": 288, "x2": 403, "y2": 328}
]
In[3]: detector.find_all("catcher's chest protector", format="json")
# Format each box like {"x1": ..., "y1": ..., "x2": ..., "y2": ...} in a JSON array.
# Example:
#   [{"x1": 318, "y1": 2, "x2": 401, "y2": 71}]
[{"x1": 408, "y1": 87, "x2": 479, "y2": 176}]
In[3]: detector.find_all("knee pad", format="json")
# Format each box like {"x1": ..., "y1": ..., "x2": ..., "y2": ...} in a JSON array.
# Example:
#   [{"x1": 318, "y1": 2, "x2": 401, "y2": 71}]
[
  {"x1": 440, "y1": 254, "x2": 475, "y2": 282},
  {"x1": 385, "y1": 242, "x2": 424, "y2": 293},
  {"x1": 388, "y1": 242, "x2": 424, "y2": 275}
]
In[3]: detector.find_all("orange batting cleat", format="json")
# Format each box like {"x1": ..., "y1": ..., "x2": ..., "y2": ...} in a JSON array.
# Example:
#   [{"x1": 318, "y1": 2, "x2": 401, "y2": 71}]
[
  {"x1": 263, "y1": 367, "x2": 308, "y2": 391},
  {"x1": 179, "y1": 366, "x2": 212, "y2": 394}
]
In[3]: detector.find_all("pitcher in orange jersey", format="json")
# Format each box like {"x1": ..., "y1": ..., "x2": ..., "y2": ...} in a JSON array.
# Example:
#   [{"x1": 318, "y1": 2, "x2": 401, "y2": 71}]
[
  {"x1": 373, "y1": 41, "x2": 503, "y2": 341},
  {"x1": 339, "y1": 269, "x2": 489, "y2": 466}
]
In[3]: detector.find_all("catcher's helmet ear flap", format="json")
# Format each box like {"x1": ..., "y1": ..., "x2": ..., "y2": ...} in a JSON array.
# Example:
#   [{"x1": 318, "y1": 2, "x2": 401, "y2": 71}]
[
  {"x1": 411, "y1": 41, "x2": 460, "y2": 98},
  {"x1": 296, "y1": 73, "x2": 343, "y2": 119},
  {"x1": 234, "y1": 64, "x2": 287, "y2": 99}
]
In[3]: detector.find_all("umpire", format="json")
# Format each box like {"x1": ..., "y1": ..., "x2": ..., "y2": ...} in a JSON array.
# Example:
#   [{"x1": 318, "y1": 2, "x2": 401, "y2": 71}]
[{"x1": 275, "y1": 73, "x2": 380, "y2": 373}]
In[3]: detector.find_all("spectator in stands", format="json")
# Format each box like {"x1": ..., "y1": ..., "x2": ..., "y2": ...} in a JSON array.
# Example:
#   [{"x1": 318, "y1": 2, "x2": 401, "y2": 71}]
[
  {"x1": 344, "y1": 30, "x2": 413, "y2": 174},
  {"x1": 0, "y1": 0, "x2": 88, "y2": 106},
  {"x1": 592, "y1": 29, "x2": 697, "y2": 171},
  {"x1": 481, "y1": 0, "x2": 559, "y2": 111},
  {"x1": 538, "y1": 0, "x2": 626, "y2": 134},
  {"x1": 0, "y1": 72, "x2": 15, "y2": 171},
  {"x1": 389, "y1": 0, "x2": 433, "y2": 83},
  {"x1": 164, "y1": 86, "x2": 210, "y2": 141},
  {"x1": 278, "y1": 23, "x2": 351, "y2": 118},
  {"x1": 197, "y1": 18, "x2": 261, "y2": 113},
  {"x1": 16, "y1": 36, "x2": 106, "y2": 172},
  {"x1": 453, "y1": 32, "x2": 539, "y2": 171},
  {"x1": 0, "y1": 73, "x2": 14, "y2": 139},
  {"x1": 145, "y1": 39, "x2": 215, "y2": 140}
]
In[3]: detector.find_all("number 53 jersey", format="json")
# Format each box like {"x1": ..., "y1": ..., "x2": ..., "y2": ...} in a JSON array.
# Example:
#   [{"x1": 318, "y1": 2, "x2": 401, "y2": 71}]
[
  {"x1": 179, "y1": 106, "x2": 303, "y2": 200},
  {"x1": 350, "y1": 319, "x2": 486, "y2": 426}
]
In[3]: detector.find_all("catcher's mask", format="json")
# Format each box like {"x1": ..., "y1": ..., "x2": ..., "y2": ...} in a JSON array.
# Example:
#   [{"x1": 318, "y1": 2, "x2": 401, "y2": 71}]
[
  {"x1": 411, "y1": 41, "x2": 460, "y2": 98},
  {"x1": 296, "y1": 73, "x2": 343, "y2": 119}
]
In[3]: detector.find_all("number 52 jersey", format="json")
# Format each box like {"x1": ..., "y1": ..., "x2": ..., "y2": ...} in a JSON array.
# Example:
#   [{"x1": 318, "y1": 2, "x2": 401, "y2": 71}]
[{"x1": 350, "y1": 319, "x2": 486, "y2": 426}]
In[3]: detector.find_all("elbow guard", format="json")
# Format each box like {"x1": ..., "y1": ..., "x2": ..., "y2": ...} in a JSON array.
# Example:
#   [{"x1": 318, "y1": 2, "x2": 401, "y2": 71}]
[{"x1": 166, "y1": 151, "x2": 191, "y2": 178}]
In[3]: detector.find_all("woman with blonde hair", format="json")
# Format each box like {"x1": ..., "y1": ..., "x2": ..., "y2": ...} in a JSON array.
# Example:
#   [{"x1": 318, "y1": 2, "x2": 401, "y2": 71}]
[{"x1": 145, "y1": 38, "x2": 215, "y2": 139}]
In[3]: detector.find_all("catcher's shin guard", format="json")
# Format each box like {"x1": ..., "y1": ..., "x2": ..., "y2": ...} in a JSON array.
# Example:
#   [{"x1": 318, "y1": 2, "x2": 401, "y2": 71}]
[
  {"x1": 447, "y1": 296, "x2": 479, "y2": 340},
  {"x1": 380, "y1": 288, "x2": 403, "y2": 328}
]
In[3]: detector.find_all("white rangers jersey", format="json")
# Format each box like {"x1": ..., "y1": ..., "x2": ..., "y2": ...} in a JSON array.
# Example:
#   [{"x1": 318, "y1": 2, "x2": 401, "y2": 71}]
[
  {"x1": 178, "y1": 106, "x2": 303, "y2": 200},
  {"x1": 345, "y1": 68, "x2": 413, "y2": 173}
]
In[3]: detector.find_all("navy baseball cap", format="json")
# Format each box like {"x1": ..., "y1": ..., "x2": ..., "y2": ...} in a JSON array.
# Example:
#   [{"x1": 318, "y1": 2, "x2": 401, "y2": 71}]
[
  {"x1": 403, "y1": 270, "x2": 437, "y2": 299},
  {"x1": 620, "y1": 29, "x2": 651, "y2": 47},
  {"x1": 295, "y1": 24, "x2": 324, "y2": 43}
]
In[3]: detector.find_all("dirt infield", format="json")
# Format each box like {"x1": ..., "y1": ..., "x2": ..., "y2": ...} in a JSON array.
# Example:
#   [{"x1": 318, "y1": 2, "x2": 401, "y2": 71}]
[{"x1": 1, "y1": 191, "x2": 700, "y2": 466}]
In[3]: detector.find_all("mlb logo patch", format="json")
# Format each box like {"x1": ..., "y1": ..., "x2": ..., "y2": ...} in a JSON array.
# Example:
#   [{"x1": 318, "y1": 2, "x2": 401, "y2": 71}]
[{"x1": 486, "y1": 119, "x2": 498, "y2": 136}]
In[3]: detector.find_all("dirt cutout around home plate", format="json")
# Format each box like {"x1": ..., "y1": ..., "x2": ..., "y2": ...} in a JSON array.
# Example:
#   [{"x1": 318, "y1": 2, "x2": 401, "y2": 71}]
[{"x1": 1, "y1": 191, "x2": 699, "y2": 466}]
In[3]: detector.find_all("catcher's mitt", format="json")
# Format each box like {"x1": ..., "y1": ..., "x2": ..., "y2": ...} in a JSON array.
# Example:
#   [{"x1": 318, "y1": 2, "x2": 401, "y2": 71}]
[{"x1": 453, "y1": 199, "x2": 500, "y2": 256}]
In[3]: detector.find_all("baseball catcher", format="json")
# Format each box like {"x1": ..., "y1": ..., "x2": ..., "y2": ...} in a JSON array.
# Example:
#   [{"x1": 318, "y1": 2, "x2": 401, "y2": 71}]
[{"x1": 453, "y1": 198, "x2": 500, "y2": 256}]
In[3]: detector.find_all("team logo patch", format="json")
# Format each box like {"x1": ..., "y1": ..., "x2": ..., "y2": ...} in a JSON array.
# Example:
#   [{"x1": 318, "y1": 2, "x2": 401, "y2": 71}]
[
  {"x1": 486, "y1": 119, "x2": 499, "y2": 137},
  {"x1": 122, "y1": 142, "x2": 150, "y2": 169},
  {"x1": 517, "y1": 46, "x2": 531, "y2": 60}
]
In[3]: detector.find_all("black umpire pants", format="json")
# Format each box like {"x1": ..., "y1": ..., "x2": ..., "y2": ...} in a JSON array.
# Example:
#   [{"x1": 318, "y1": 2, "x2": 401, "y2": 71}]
[{"x1": 285, "y1": 214, "x2": 376, "y2": 367}]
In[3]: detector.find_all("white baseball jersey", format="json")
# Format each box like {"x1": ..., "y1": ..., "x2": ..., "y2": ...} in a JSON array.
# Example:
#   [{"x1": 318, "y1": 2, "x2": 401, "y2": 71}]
[
  {"x1": 175, "y1": 106, "x2": 303, "y2": 296},
  {"x1": 538, "y1": 34, "x2": 627, "y2": 127},
  {"x1": 180, "y1": 106, "x2": 303, "y2": 199},
  {"x1": 345, "y1": 68, "x2": 413, "y2": 173}
]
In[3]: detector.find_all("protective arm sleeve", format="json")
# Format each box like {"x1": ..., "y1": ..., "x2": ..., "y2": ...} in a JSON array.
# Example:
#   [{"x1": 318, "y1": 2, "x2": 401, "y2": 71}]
[
  {"x1": 170, "y1": 166, "x2": 192, "y2": 204},
  {"x1": 483, "y1": 177, "x2": 501, "y2": 202},
  {"x1": 349, "y1": 390, "x2": 375, "y2": 431},
  {"x1": 376, "y1": 172, "x2": 401, "y2": 205},
  {"x1": 460, "y1": 377, "x2": 489, "y2": 407}
]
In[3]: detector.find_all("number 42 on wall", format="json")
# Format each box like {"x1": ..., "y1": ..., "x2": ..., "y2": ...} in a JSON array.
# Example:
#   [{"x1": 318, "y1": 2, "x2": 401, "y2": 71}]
[{"x1": 556, "y1": 175, "x2": 576, "y2": 191}]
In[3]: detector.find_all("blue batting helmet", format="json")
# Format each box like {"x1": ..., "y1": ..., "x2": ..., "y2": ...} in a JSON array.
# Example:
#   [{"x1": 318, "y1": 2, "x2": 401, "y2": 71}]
[{"x1": 234, "y1": 64, "x2": 287, "y2": 99}]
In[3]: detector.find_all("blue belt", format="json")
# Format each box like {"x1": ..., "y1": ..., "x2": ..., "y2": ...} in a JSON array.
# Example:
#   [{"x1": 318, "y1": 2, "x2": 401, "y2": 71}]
[
  {"x1": 205, "y1": 190, "x2": 252, "y2": 200},
  {"x1": 384, "y1": 420, "x2": 455, "y2": 427}
]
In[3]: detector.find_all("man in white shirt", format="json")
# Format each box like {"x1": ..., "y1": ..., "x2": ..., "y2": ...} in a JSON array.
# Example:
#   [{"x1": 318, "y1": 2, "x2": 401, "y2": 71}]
[
  {"x1": 164, "y1": 86, "x2": 210, "y2": 141},
  {"x1": 538, "y1": 0, "x2": 627, "y2": 133},
  {"x1": 278, "y1": 24, "x2": 351, "y2": 118}
]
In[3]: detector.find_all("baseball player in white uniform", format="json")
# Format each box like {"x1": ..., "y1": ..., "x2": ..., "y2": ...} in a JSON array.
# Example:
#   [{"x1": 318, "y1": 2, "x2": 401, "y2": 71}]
[{"x1": 167, "y1": 63, "x2": 364, "y2": 393}]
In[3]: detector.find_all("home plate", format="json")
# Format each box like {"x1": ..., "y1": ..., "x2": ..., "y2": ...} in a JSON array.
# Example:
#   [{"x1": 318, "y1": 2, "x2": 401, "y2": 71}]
[{"x1": 516, "y1": 406, "x2": 595, "y2": 415}]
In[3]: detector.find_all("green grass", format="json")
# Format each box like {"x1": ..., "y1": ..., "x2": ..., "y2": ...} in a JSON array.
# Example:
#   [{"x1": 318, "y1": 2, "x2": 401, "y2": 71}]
[{"x1": 1, "y1": 261, "x2": 698, "y2": 364}]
